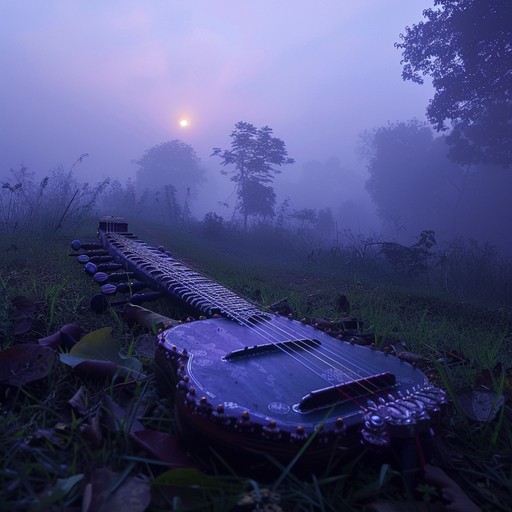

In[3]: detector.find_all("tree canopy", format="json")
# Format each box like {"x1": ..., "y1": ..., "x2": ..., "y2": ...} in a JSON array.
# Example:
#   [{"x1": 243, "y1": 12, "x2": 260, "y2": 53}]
[
  {"x1": 395, "y1": 0, "x2": 512, "y2": 167},
  {"x1": 133, "y1": 140, "x2": 205, "y2": 199},
  {"x1": 212, "y1": 121, "x2": 294, "y2": 230},
  {"x1": 361, "y1": 119, "x2": 480, "y2": 239},
  {"x1": 360, "y1": 119, "x2": 512, "y2": 254}
]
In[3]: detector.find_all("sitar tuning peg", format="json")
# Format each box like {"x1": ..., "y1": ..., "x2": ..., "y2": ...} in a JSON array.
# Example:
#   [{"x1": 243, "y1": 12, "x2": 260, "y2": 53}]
[
  {"x1": 262, "y1": 419, "x2": 281, "y2": 440},
  {"x1": 334, "y1": 417, "x2": 346, "y2": 436},
  {"x1": 89, "y1": 291, "x2": 163, "y2": 314},
  {"x1": 93, "y1": 271, "x2": 135, "y2": 284},
  {"x1": 76, "y1": 254, "x2": 113, "y2": 264},
  {"x1": 70, "y1": 240, "x2": 104, "y2": 251},
  {"x1": 99, "y1": 281, "x2": 148, "y2": 295},
  {"x1": 85, "y1": 261, "x2": 124, "y2": 276},
  {"x1": 290, "y1": 425, "x2": 308, "y2": 442}
]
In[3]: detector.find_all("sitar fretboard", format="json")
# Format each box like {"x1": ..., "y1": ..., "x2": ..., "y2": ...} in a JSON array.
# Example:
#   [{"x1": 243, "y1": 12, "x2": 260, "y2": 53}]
[{"x1": 101, "y1": 232, "x2": 269, "y2": 324}]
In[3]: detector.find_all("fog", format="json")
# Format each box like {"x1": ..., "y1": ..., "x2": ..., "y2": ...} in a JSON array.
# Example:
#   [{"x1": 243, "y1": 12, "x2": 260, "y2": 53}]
[{"x1": 3, "y1": 1, "x2": 508, "y2": 254}]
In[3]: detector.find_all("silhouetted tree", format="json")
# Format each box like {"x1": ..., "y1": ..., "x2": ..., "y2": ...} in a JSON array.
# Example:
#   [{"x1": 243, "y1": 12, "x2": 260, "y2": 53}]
[
  {"x1": 243, "y1": 180, "x2": 276, "y2": 221},
  {"x1": 396, "y1": 0, "x2": 512, "y2": 167},
  {"x1": 316, "y1": 207, "x2": 336, "y2": 239},
  {"x1": 164, "y1": 184, "x2": 181, "y2": 221},
  {"x1": 133, "y1": 140, "x2": 205, "y2": 202},
  {"x1": 361, "y1": 120, "x2": 465, "y2": 237},
  {"x1": 101, "y1": 179, "x2": 137, "y2": 218},
  {"x1": 360, "y1": 119, "x2": 512, "y2": 254},
  {"x1": 292, "y1": 208, "x2": 317, "y2": 231},
  {"x1": 212, "y1": 121, "x2": 294, "y2": 231},
  {"x1": 291, "y1": 158, "x2": 360, "y2": 213},
  {"x1": 202, "y1": 212, "x2": 225, "y2": 237},
  {"x1": 446, "y1": 102, "x2": 512, "y2": 168}
]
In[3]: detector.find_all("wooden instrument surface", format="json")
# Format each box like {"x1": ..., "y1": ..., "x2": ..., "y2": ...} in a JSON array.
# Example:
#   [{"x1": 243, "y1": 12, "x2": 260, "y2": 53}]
[
  {"x1": 92, "y1": 218, "x2": 446, "y2": 461},
  {"x1": 160, "y1": 314, "x2": 428, "y2": 431}
]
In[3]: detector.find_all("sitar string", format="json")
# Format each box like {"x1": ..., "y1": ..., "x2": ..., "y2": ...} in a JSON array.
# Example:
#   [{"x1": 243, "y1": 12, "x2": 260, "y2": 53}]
[
  {"x1": 102, "y1": 231, "x2": 394, "y2": 403},
  {"x1": 103, "y1": 232, "x2": 375, "y2": 378},
  {"x1": 101, "y1": 232, "x2": 395, "y2": 403},
  {"x1": 105, "y1": 232, "x2": 375, "y2": 380}
]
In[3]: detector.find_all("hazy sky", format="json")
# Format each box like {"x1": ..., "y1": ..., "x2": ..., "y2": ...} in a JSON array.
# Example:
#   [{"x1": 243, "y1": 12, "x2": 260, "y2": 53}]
[{"x1": 0, "y1": 1, "x2": 434, "y2": 208}]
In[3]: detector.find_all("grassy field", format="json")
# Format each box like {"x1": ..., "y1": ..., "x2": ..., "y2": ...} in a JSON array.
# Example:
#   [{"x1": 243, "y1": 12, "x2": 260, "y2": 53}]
[{"x1": 1, "y1": 217, "x2": 511, "y2": 511}]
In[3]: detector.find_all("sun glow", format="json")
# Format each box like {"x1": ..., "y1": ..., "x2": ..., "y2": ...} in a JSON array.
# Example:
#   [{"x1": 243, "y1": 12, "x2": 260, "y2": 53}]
[{"x1": 179, "y1": 118, "x2": 190, "y2": 128}]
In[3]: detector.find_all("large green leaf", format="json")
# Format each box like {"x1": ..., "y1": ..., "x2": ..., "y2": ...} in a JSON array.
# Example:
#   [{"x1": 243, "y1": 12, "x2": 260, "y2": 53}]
[
  {"x1": 153, "y1": 468, "x2": 229, "y2": 489},
  {"x1": 152, "y1": 468, "x2": 243, "y2": 510},
  {"x1": 59, "y1": 327, "x2": 142, "y2": 379},
  {"x1": 33, "y1": 474, "x2": 84, "y2": 511}
]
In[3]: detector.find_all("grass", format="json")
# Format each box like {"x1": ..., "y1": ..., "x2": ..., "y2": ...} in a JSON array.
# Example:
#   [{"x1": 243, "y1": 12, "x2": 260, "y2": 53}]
[{"x1": 1, "y1": 217, "x2": 511, "y2": 511}]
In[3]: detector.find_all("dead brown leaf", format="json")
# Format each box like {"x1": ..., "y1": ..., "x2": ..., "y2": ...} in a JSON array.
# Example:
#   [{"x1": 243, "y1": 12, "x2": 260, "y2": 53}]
[
  {"x1": 102, "y1": 394, "x2": 145, "y2": 433},
  {"x1": 10, "y1": 295, "x2": 37, "y2": 335},
  {"x1": 39, "y1": 323, "x2": 84, "y2": 350},
  {"x1": 80, "y1": 407, "x2": 103, "y2": 449},
  {"x1": 456, "y1": 387, "x2": 504, "y2": 422},
  {"x1": 130, "y1": 429, "x2": 195, "y2": 466},
  {"x1": 68, "y1": 385, "x2": 88, "y2": 415},
  {"x1": 0, "y1": 343, "x2": 55, "y2": 386},
  {"x1": 82, "y1": 468, "x2": 150, "y2": 512}
]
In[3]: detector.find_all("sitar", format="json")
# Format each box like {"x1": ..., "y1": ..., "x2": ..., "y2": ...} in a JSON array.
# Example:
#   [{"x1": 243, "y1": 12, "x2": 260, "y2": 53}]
[{"x1": 80, "y1": 217, "x2": 446, "y2": 467}]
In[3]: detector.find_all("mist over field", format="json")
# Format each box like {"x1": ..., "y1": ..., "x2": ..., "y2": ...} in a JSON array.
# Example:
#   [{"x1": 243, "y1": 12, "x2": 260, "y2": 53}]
[
  {"x1": 1, "y1": 1, "x2": 510, "y2": 255},
  {"x1": 2, "y1": 5, "x2": 512, "y2": 509}
]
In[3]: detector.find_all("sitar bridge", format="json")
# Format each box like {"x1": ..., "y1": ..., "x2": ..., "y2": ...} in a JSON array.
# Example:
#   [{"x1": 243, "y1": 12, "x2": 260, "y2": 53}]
[
  {"x1": 223, "y1": 339, "x2": 321, "y2": 361},
  {"x1": 297, "y1": 372, "x2": 397, "y2": 413}
]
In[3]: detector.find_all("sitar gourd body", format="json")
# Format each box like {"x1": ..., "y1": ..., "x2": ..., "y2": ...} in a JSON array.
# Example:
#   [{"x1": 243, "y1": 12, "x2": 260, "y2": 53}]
[{"x1": 91, "y1": 217, "x2": 446, "y2": 466}]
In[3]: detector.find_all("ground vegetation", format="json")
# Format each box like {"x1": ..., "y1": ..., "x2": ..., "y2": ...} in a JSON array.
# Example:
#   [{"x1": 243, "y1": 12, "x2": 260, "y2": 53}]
[{"x1": 1, "y1": 197, "x2": 511, "y2": 509}]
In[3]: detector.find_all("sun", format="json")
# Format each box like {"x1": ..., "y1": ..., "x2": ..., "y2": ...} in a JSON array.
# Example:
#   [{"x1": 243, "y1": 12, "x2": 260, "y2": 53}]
[{"x1": 179, "y1": 118, "x2": 190, "y2": 128}]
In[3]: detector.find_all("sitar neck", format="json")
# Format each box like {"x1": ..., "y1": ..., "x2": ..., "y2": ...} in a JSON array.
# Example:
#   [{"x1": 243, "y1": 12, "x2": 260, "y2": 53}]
[{"x1": 100, "y1": 230, "x2": 269, "y2": 324}]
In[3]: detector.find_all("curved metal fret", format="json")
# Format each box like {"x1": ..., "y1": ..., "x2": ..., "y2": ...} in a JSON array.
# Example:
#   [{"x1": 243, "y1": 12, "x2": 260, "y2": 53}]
[{"x1": 102, "y1": 232, "x2": 269, "y2": 324}]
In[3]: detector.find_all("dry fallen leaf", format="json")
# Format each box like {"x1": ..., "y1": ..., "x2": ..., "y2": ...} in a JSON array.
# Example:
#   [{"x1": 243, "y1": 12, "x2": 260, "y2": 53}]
[
  {"x1": 457, "y1": 387, "x2": 504, "y2": 422},
  {"x1": 10, "y1": 295, "x2": 37, "y2": 335},
  {"x1": 82, "y1": 467, "x2": 150, "y2": 512},
  {"x1": 102, "y1": 394, "x2": 145, "y2": 433},
  {"x1": 0, "y1": 344, "x2": 55, "y2": 386},
  {"x1": 59, "y1": 327, "x2": 143, "y2": 380},
  {"x1": 130, "y1": 429, "x2": 195, "y2": 466}
]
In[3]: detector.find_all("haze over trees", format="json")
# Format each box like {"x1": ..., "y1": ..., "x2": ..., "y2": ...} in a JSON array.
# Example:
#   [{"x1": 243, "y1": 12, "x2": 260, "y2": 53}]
[
  {"x1": 96, "y1": 0, "x2": 512, "y2": 257},
  {"x1": 360, "y1": 120, "x2": 512, "y2": 254},
  {"x1": 396, "y1": 0, "x2": 512, "y2": 167},
  {"x1": 212, "y1": 122, "x2": 295, "y2": 231},
  {"x1": 4, "y1": 0, "x2": 510, "y2": 260},
  {"x1": 361, "y1": 120, "x2": 465, "y2": 234},
  {"x1": 133, "y1": 139, "x2": 205, "y2": 198},
  {"x1": 354, "y1": 0, "x2": 512, "y2": 254},
  {"x1": 283, "y1": 157, "x2": 374, "y2": 236}
]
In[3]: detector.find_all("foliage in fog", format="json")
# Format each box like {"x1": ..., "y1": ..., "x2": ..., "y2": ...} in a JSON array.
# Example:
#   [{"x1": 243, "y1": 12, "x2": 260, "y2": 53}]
[
  {"x1": 0, "y1": 159, "x2": 108, "y2": 235},
  {"x1": 396, "y1": 0, "x2": 512, "y2": 167},
  {"x1": 133, "y1": 140, "x2": 205, "y2": 201},
  {"x1": 99, "y1": 179, "x2": 192, "y2": 225},
  {"x1": 360, "y1": 120, "x2": 512, "y2": 255},
  {"x1": 362, "y1": 120, "x2": 459, "y2": 233},
  {"x1": 212, "y1": 122, "x2": 295, "y2": 231}
]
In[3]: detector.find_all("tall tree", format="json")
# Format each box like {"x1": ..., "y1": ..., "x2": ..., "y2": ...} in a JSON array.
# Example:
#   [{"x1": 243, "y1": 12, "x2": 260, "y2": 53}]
[
  {"x1": 212, "y1": 121, "x2": 294, "y2": 231},
  {"x1": 242, "y1": 180, "x2": 276, "y2": 221},
  {"x1": 133, "y1": 140, "x2": 205, "y2": 201},
  {"x1": 395, "y1": 0, "x2": 512, "y2": 167},
  {"x1": 361, "y1": 120, "x2": 466, "y2": 237}
]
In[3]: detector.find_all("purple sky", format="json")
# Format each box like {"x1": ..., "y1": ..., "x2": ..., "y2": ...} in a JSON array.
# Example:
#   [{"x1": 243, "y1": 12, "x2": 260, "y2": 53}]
[{"x1": 0, "y1": 1, "x2": 434, "y2": 216}]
